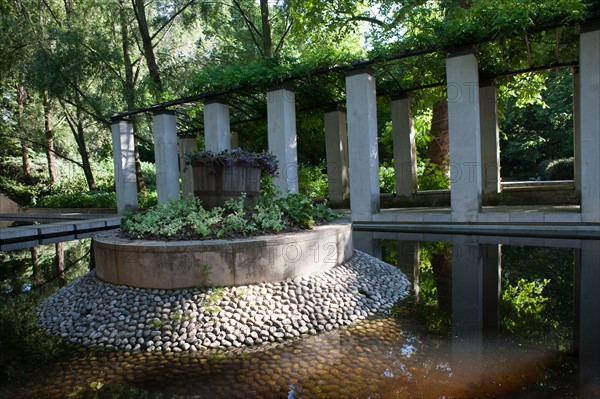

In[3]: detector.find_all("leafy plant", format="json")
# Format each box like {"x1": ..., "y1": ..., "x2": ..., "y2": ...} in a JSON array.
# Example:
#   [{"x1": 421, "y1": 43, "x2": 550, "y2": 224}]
[{"x1": 120, "y1": 192, "x2": 340, "y2": 241}]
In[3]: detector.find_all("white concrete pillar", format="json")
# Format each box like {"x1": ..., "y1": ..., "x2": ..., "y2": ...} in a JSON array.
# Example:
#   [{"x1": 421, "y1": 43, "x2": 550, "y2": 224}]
[
  {"x1": 153, "y1": 110, "x2": 180, "y2": 204},
  {"x1": 572, "y1": 68, "x2": 581, "y2": 195},
  {"x1": 346, "y1": 68, "x2": 380, "y2": 220},
  {"x1": 446, "y1": 47, "x2": 483, "y2": 222},
  {"x1": 178, "y1": 134, "x2": 197, "y2": 199},
  {"x1": 391, "y1": 94, "x2": 418, "y2": 197},
  {"x1": 579, "y1": 21, "x2": 600, "y2": 222},
  {"x1": 324, "y1": 106, "x2": 349, "y2": 204},
  {"x1": 479, "y1": 79, "x2": 501, "y2": 196},
  {"x1": 110, "y1": 119, "x2": 138, "y2": 213},
  {"x1": 204, "y1": 98, "x2": 231, "y2": 152},
  {"x1": 451, "y1": 236, "x2": 484, "y2": 378},
  {"x1": 577, "y1": 240, "x2": 600, "y2": 396},
  {"x1": 267, "y1": 85, "x2": 298, "y2": 195}
]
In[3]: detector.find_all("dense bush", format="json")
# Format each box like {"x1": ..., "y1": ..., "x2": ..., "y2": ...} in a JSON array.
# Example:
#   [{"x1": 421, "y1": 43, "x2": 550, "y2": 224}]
[
  {"x1": 121, "y1": 193, "x2": 340, "y2": 241},
  {"x1": 298, "y1": 165, "x2": 328, "y2": 198},
  {"x1": 540, "y1": 157, "x2": 574, "y2": 181},
  {"x1": 36, "y1": 191, "x2": 117, "y2": 208}
]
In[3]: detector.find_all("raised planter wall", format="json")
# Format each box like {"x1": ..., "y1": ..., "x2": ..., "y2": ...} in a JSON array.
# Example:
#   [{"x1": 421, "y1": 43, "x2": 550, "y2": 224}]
[{"x1": 94, "y1": 221, "x2": 353, "y2": 289}]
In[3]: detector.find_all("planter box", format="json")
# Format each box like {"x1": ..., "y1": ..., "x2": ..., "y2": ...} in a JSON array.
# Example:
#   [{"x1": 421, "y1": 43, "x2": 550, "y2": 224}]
[
  {"x1": 192, "y1": 161, "x2": 261, "y2": 209},
  {"x1": 94, "y1": 221, "x2": 353, "y2": 289}
]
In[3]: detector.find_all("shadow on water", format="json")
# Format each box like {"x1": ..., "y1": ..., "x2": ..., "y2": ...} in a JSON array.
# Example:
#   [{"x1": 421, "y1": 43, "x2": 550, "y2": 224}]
[{"x1": 1, "y1": 232, "x2": 599, "y2": 398}]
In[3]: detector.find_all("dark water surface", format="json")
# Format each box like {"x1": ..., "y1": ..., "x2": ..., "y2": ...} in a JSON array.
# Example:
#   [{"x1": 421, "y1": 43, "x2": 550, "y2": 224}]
[{"x1": 0, "y1": 232, "x2": 598, "y2": 398}]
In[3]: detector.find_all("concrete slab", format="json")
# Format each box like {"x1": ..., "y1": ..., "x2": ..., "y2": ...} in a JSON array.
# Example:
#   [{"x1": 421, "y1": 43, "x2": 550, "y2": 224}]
[{"x1": 0, "y1": 226, "x2": 39, "y2": 241}]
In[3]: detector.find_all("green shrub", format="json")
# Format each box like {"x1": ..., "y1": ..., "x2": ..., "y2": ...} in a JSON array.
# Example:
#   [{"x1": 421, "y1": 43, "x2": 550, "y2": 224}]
[
  {"x1": 379, "y1": 164, "x2": 396, "y2": 194},
  {"x1": 121, "y1": 193, "x2": 340, "y2": 240},
  {"x1": 298, "y1": 165, "x2": 328, "y2": 199},
  {"x1": 36, "y1": 191, "x2": 117, "y2": 208},
  {"x1": 418, "y1": 160, "x2": 450, "y2": 191},
  {"x1": 540, "y1": 157, "x2": 574, "y2": 181}
]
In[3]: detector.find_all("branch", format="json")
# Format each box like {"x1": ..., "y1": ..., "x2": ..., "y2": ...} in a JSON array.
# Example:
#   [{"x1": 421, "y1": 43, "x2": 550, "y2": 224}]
[
  {"x1": 150, "y1": 0, "x2": 196, "y2": 42},
  {"x1": 231, "y1": 0, "x2": 265, "y2": 56},
  {"x1": 346, "y1": 15, "x2": 387, "y2": 27},
  {"x1": 0, "y1": 133, "x2": 84, "y2": 168},
  {"x1": 274, "y1": 20, "x2": 293, "y2": 55}
]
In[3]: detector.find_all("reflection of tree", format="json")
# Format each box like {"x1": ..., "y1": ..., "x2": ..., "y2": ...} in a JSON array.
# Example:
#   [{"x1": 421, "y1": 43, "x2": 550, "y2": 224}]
[
  {"x1": 416, "y1": 242, "x2": 452, "y2": 334},
  {"x1": 0, "y1": 239, "x2": 92, "y2": 387},
  {"x1": 500, "y1": 246, "x2": 574, "y2": 350}
]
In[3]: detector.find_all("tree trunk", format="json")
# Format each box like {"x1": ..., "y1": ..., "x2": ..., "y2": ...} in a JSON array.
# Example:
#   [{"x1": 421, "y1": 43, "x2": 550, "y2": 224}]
[
  {"x1": 430, "y1": 245, "x2": 452, "y2": 315},
  {"x1": 31, "y1": 247, "x2": 39, "y2": 279},
  {"x1": 260, "y1": 0, "x2": 273, "y2": 57},
  {"x1": 43, "y1": 92, "x2": 58, "y2": 184},
  {"x1": 427, "y1": 100, "x2": 450, "y2": 167},
  {"x1": 16, "y1": 83, "x2": 31, "y2": 179},
  {"x1": 134, "y1": 0, "x2": 163, "y2": 98},
  {"x1": 55, "y1": 242, "x2": 65, "y2": 280},
  {"x1": 74, "y1": 107, "x2": 97, "y2": 191},
  {"x1": 120, "y1": 0, "x2": 146, "y2": 194}
]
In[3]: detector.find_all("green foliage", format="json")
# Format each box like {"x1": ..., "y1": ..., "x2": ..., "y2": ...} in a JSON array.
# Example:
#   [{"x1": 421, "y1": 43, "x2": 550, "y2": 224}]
[
  {"x1": 500, "y1": 69, "x2": 574, "y2": 179},
  {"x1": 541, "y1": 157, "x2": 574, "y2": 180},
  {"x1": 121, "y1": 193, "x2": 340, "y2": 240},
  {"x1": 379, "y1": 164, "x2": 396, "y2": 194},
  {"x1": 36, "y1": 191, "x2": 116, "y2": 208},
  {"x1": 273, "y1": 194, "x2": 340, "y2": 229},
  {"x1": 417, "y1": 160, "x2": 450, "y2": 191},
  {"x1": 298, "y1": 165, "x2": 329, "y2": 199}
]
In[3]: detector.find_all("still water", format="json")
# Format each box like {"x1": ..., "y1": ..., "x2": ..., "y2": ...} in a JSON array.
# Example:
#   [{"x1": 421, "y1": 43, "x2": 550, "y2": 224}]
[{"x1": 0, "y1": 231, "x2": 599, "y2": 398}]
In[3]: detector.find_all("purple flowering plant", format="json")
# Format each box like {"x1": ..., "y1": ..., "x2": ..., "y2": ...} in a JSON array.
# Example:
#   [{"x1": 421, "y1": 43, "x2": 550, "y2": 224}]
[{"x1": 188, "y1": 148, "x2": 278, "y2": 177}]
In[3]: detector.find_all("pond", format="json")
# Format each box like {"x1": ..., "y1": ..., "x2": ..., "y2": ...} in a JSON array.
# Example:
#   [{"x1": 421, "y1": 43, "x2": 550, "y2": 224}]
[{"x1": 0, "y1": 231, "x2": 598, "y2": 398}]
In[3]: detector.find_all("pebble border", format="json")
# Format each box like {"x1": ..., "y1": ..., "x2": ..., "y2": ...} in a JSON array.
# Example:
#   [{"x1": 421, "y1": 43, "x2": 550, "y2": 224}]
[{"x1": 37, "y1": 250, "x2": 409, "y2": 352}]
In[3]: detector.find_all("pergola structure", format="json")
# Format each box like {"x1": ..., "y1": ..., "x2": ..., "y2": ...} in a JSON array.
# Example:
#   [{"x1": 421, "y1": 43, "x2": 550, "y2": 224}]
[{"x1": 110, "y1": 16, "x2": 600, "y2": 225}]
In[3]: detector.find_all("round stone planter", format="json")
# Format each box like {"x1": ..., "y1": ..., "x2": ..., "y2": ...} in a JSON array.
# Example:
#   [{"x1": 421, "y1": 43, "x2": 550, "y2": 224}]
[{"x1": 94, "y1": 220, "x2": 353, "y2": 289}]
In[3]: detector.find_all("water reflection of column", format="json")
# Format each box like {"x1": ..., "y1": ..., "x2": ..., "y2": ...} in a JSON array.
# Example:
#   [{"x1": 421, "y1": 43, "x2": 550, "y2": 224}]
[
  {"x1": 353, "y1": 231, "x2": 381, "y2": 259},
  {"x1": 452, "y1": 236, "x2": 483, "y2": 377},
  {"x1": 577, "y1": 240, "x2": 600, "y2": 396},
  {"x1": 482, "y1": 244, "x2": 501, "y2": 336},
  {"x1": 396, "y1": 241, "x2": 420, "y2": 302}
]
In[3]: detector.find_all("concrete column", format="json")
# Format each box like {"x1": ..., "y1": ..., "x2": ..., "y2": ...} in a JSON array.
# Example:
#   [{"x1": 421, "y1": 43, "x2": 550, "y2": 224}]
[
  {"x1": 204, "y1": 98, "x2": 231, "y2": 152},
  {"x1": 580, "y1": 21, "x2": 600, "y2": 222},
  {"x1": 178, "y1": 134, "x2": 197, "y2": 199},
  {"x1": 153, "y1": 111, "x2": 180, "y2": 204},
  {"x1": 451, "y1": 236, "x2": 484, "y2": 378},
  {"x1": 110, "y1": 119, "x2": 138, "y2": 213},
  {"x1": 324, "y1": 106, "x2": 349, "y2": 204},
  {"x1": 482, "y1": 244, "x2": 501, "y2": 335},
  {"x1": 346, "y1": 68, "x2": 380, "y2": 220},
  {"x1": 576, "y1": 240, "x2": 600, "y2": 396},
  {"x1": 572, "y1": 68, "x2": 581, "y2": 195},
  {"x1": 446, "y1": 47, "x2": 483, "y2": 222},
  {"x1": 230, "y1": 129, "x2": 239, "y2": 149},
  {"x1": 479, "y1": 79, "x2": 501, "y2": 196},
  {"x1": 396, "y1": 241, "x2": 420, "y2": 302},
  {"x1": 267, "y1": 85, "x2": 298, "y2": 195},
  {"x1": 391, "y1": 94, "x2": 417, "y2": 197}
]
